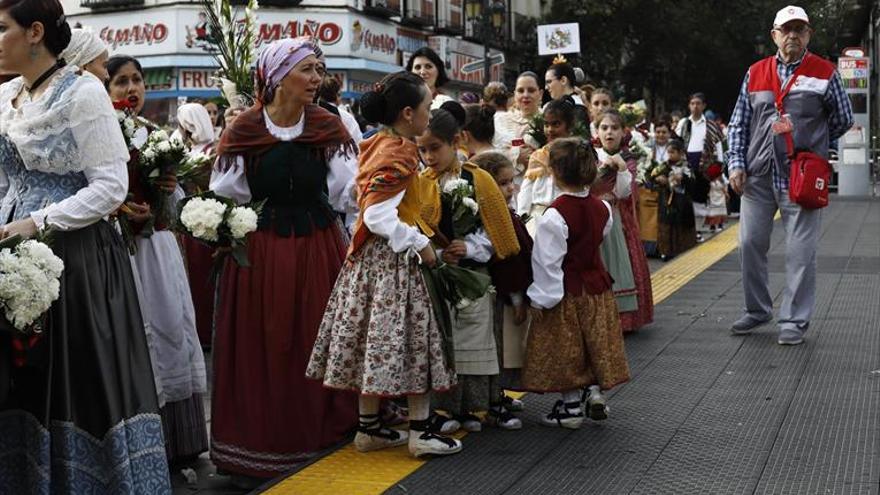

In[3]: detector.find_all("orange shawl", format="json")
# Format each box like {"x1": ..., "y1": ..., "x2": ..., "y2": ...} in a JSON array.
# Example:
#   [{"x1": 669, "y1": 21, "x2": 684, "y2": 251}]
[{"x1": 348, "y1": 131, "x2": 434, "y2": 256}]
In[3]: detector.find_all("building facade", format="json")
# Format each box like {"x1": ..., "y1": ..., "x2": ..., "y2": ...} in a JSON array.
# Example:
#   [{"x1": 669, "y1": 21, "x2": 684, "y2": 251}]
[{"x1": 63, "y1": 0, "x2": 547, "y2": 123}]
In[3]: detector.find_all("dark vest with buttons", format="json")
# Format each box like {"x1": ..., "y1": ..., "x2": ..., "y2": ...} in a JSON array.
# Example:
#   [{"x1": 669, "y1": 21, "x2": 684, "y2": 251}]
[
  {"x1": 247, "y1": 141, "x2": 334, "y2": 237},
  {"x1": 549, "y1": 194, "x2": 613, "y2": 296}
]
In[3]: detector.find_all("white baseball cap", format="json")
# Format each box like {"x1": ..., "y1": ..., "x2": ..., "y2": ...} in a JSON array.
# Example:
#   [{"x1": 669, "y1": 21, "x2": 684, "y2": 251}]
[{"x1": 774, "y1": 5, "x2": 810, "y2": 27}]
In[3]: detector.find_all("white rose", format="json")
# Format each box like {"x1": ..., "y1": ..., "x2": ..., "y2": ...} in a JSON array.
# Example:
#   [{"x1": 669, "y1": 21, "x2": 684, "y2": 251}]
[
  {"x1": 152, "y1": 130, "x2": 169, "y2": 141},
  {"x1": 143, "y1": 148, "x2": 156, "y2": 161},
  {"x1": 442, "y1": 178, "x2": 469, "y2": 194},
  {"x1": 180, "y1": 197, "x2": 227, "y2": 241},
  {"x1": 462, "y1": 197, "x2": 479, "y2": 214},
  {"x1": 227, "y1": 206, "x2": 259, "y2": 239},
  {"x1": 157, "y1": 140, "x2": 171, "y2": 153}
]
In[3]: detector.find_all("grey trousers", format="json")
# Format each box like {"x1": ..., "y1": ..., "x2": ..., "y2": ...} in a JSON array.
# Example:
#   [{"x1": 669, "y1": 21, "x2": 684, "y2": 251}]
[{"x1": 738, "y1": 173, "x2": 822, "y2": 331}]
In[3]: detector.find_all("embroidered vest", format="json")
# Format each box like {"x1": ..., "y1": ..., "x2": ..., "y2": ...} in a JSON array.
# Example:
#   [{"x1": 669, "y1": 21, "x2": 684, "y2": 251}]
[
  {"x1": 746, "y1": 53, "x2": 835, "y2": 178},
  {"x1": 549, "y1": 194, "x2": 613, "y2": 296}
]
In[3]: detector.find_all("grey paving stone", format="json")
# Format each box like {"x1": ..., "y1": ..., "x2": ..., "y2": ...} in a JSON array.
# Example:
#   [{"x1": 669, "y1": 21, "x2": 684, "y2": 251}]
[{"x1": 388, "y1": 197, "x2": 880, "y2": 495}]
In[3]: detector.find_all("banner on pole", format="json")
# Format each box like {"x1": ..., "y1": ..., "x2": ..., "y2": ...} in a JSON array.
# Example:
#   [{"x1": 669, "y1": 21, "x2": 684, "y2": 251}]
[{"x1": 537, "y1": 23, "x2": 580, "y2": 56}]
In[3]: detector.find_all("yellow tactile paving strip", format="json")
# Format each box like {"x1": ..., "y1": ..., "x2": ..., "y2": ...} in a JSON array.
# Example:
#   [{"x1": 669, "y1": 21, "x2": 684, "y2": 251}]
[
  {"x1": 650, "y1": 224, "x2": 740, "y2": 304},
  {"x1": 267, "y1": 223, "x2": 745, "y2": 494}
]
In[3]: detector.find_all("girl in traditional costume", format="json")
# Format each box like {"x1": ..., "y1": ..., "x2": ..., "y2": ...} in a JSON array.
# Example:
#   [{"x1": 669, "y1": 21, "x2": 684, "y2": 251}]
[
  {"x1": 417, "y1": 102, "x2": 522, "y2": 432},
  {"x1": 594, "y1": 110, "x2": 654, "y2": 333},
  {"x1": 307, "y1": 71, "x2": 462, "y2": 457},
  {"x1": 517, "y1": 99, "x2": 575, "y2": 234},
  {"x1": 524, "y1": 137, "x2": 630, "y2": 429},
  {"x1": 0, "y1": 2, "x2": 170, "y2": 491},
  {"x1": 208, "y1": 38, "x2": 359, "y2": 481},
  {"x1": 472, "y1": 151, "x2": 533, "y2": 409}
]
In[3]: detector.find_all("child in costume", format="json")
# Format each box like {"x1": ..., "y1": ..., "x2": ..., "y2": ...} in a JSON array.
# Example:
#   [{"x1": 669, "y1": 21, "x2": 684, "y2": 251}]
[
  {"x1": 594, "y1": 109, "x2": 654, "y2": 333},
  {"x1": 418, "y1": 101, "x2": 522, "y2": 432},
  {"x1": 517, "y1": 99, "x2": 576, "y2": 234},
  {"x1": 307, "y1": 72, "x2": 462, "y2": 458},
  {"x1": 472, "y1": 151, "x2": 534, "y2": 410},
  {"x1": 523, "y1": 137, "x2": 630, "y2": 428},
  {"x1": 657, "y1": 139, "x2": 697, "y2": 260}
]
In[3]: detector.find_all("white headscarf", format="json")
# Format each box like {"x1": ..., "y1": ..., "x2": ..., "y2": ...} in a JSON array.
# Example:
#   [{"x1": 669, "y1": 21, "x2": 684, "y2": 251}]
[
  {"x1": 177, "y1": 103, "x2": 216, "y2": 145},
  {"x1": 60, "y1": 28, "x2": 107, "y2": 70}
]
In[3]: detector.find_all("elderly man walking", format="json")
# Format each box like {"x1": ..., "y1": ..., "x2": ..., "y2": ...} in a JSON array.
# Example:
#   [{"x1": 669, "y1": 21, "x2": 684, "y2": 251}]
[{"x1": 727, "y1": 5, "x2": 853, "y2": 345}]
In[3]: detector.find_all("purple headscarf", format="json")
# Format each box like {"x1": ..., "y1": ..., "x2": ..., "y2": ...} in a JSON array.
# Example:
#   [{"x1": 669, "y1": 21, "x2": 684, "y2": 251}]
[{"x1": 256, "y1": 37, "x2": 323, "y2": 104}]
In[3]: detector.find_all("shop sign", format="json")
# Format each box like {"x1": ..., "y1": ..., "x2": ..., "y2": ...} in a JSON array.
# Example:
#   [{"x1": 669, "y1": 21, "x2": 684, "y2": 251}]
[
  {"x1": 73, "y1": 7, "x2": 400, "y2": 66},
  {"x1": 178, "y1": 68, "x2": 216, "y2": 90},
  {"x1": 349, "y1": 78, "x2": 376, "y2": 95}
]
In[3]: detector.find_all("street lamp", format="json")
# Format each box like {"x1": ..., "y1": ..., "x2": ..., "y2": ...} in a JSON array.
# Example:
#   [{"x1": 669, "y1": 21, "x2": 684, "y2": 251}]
[{"x1": 466, "y1": 0, "x2": 506, "y2": 86}]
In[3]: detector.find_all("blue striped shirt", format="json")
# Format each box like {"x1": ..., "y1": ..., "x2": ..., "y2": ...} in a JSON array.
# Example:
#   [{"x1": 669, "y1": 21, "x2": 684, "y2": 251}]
[{"x1": 727, "y1": 51, "x2": 854, "y2": 191}]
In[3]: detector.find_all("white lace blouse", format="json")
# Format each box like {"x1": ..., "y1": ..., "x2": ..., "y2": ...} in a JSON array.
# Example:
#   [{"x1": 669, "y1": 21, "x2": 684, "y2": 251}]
[
  {"x1": 209, "y1": 108, "x2": 359, "y2": 217},
  {"x1": 527, "y1": 191, "x2": 613, "y2": 309},
  {"x1": 0, "y1": 69, "x2": 129, "y2": 230}
]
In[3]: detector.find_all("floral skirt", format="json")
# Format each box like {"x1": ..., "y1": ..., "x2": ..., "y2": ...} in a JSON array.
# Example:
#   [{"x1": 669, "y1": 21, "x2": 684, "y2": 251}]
[
  {"x1": 307, "y1": 237, "x2": 457, "y2": 397},
  {"x1": 523, "y1": 291, "x2": 630, "y2": 392}
]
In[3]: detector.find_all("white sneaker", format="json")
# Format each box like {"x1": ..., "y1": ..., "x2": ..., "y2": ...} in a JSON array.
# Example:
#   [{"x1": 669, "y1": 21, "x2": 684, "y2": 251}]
[
  {"x1": 486, "y1": 407, "x2": 522, "y2": 430},
  {"x1": 408, "y1": 430, "x2": 463, "y2": 457},
  {"x1": 354, "y1": 427, "x2": 409, "y2": 452},
  {"x1": 430, "y1": 414, "x2": 461, "y2": 434},
  {"x1": 456, "y1": 414, "x2": 482, "y2": 432},
  {"x1": 540, "y1": 400, "x2": 584, "y2": 429}
]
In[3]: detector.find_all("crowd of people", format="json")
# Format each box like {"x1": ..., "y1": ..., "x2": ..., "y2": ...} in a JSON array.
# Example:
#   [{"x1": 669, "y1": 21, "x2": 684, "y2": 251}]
[{"x1": 0, "y1": 0, "x2": 849, "y2": 493}]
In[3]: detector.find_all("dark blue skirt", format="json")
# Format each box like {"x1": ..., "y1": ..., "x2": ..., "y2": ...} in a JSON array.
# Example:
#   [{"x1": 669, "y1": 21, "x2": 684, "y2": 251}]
[{"x1": 0, "y1": 221, "x2": 170, "y2": 494}]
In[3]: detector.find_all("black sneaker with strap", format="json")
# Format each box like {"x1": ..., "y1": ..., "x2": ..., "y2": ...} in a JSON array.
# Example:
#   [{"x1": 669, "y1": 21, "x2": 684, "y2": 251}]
[{"x1": 540, "y1": 400, "x2": 584, "y2": 429}]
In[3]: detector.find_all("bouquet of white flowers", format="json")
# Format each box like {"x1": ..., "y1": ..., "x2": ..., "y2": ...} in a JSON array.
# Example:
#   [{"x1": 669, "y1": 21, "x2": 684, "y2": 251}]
[
  {"x1": 441, "y1": 177, "x2": 482, "y2": 239},
  {"x1": 113, "y1": 99, "x2": 141, "y2": 150},
  {"x1": 177, "y1": 192, "x2": 263, "y2": 279},
  {"x1": 0, "y1": 233, "x2": 64, "y2": 336},
  {"x1": 136, "y1": 129, "x2": 187, "y2": 235}
]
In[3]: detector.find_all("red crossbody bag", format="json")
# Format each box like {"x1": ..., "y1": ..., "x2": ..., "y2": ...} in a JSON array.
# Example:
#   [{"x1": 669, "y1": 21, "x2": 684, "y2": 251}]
[{"x1": 773, "y1": 59, "x2": 831, "y2": 209}]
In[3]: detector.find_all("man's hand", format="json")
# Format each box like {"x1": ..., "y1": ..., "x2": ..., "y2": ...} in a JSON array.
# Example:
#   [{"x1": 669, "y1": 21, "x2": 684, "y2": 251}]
[
  {"x1": 729, "y1": 168, "x2": 746, "y2": 195},
  {"x1": 441, "y1": 239, "x2": 467, "y2": 265}
]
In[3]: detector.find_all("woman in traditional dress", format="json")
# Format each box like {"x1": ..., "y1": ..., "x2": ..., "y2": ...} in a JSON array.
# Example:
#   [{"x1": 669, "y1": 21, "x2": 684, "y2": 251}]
[
  {"x1": 406, "y1": 46, "x2": 453, "y2": 110},
  {"x1": 106, "y1": 55, "x2": 209, "y2": 465},
  {"x1": 493, "y1": 71, "x2": 544, "y2": 181},
  {"x1": 175, "y1": 103, "x2": 218, "y2": 346},
  {"x1": 209, "y1": 37, "x2": 358, "y2": 483},
  {"x1": 0, "y1": 1, "x2": 170, "y2": 491},
  {"x1": 594, "y1": 110, "x2": 654, "y2": 333},
  {"x1": 543, "y1": 60, "x2": 589, "y2": 126}
]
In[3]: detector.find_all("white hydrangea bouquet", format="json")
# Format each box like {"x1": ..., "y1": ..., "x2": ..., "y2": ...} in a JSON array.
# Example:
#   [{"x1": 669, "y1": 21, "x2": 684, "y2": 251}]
[
  {"x1": 176, "y1": 192, "x2": 264, "y2": 277},
  {"x1": 440, "y1": 177, "x2": 481, "y2": 239},
  {"x1": 137, "y1": 129, "x2": 187, "y2": 234},
  {"x1": 0, "y1": 232, "x2": 64, "y2": 336}
]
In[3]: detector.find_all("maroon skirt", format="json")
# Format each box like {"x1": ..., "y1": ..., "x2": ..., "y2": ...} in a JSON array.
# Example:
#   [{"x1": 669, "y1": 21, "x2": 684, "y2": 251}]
[
  {"x1": 182, "y1": 235, "x2": 215, "y2": 346},
  {"x1": 617, "y1": 192, "x2": 655, "y2": 333},
  {"x1": 210, "y1": 224, "x2": 357, "y2": 478}
]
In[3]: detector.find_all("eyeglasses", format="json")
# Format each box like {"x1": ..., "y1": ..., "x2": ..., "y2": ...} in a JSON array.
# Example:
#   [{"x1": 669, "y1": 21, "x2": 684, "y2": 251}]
[{"x1": 774, "y1": 24, "x2": 810, "y2": 35}]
